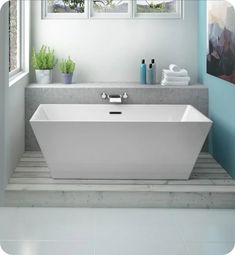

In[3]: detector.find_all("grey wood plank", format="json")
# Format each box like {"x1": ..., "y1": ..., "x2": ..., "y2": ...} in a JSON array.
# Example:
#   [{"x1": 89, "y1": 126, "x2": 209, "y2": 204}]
[
  {"x1": 18, "y1": 161, "x2": 47, "y2": 167},
  {"x1": 20, "y1": 157, "x2": 46, "y2": 162},
  {"x1": 19, "y1": 159, "x2": 220, "y2": 166},
  {"x1": 12, "y1": 172, "x2": 51, "y2": 178},
  {"x1": 15, "y1": 165, "x2": 225, "y2": 176},
  {"x1": 18, "y1": 161, "x2": 222, "y2": 169},
  {"x1": 17, "y1": 157, "x2": 219, "y2": 168},
  {"x1": 17, "y1": 162, "x2": 222, "y2": 170},
  {"x1": 9, "y1": 178, "x2": 168, "y2": 185},
  {"x1": 9, "y1": 178, "x2": 57, "y2": 184},
  {"x1": 23, "y1": 152, "x2": 43, "y2": 158},
  {"x1": 198, "y1": 153, "x2": 213, "y2": 159},
  {"x1": 23, "y1": 156, "x2": 219, "y2": 165},
  {"x1": 15, "y1": 167, "x2": 50, "y2": 173},
  {"x1": 194, "y1": 163, "x2": 223, "y2": 169},
  {"x1": 20, "y1": 158, "x2": 217, "y2": 165},
  {"x1": 6, "y1": 183, "x2": 235, "y2": 192},
  {"x1": 20, "y1": 152, "x2": 213, "y2": 162},
  {"x1": 8, "y1": 174, "x2": 231, "y2": 186},
  {"x1": 196, "y1": 158, "x2": 218, "y2": 163},
  {"x1": 190, "y1": 173, "x2": 231, "y2": 180},
  {"x1": 12, "y1": 170, "x2": 231, "y2": 186},
  {"x1": 192, "y1": 168, "x2": 227, "y2": 174},
  {"x1": 22, "y1": 152, "x2": 213, "y2": 159},
  {"x1": 14, "y1": 167, "x2": 226, "y2": 178},
  {"x1": 167, "y1": 180, "x2": 214, "y2": 185}
]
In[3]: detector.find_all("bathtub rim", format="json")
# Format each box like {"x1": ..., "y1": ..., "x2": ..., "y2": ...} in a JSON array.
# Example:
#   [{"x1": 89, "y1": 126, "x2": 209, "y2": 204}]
[{"x1": 30, "y1": 104, "x2": 213, "y2": 124}]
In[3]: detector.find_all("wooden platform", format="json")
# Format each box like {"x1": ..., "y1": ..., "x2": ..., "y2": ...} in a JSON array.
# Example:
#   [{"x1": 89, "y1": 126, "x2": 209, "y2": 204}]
[{"x1": 4, "y1": 152, "x2": 235, "y2": 208}]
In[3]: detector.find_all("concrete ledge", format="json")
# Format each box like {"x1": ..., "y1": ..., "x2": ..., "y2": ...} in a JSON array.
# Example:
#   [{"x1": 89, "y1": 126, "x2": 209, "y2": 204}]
[{"x1": 4, "y1": 191, "x2": 235, "y2": 208}]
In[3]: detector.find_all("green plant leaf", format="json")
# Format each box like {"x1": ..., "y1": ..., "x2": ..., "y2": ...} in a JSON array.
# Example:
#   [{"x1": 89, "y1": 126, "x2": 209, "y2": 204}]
[
  {"x1": 59, "y1": 56, "x2": 76, "y2": 74},
  {"x1": 32, "y1": 46, "x2": 57, "y2": 70}
]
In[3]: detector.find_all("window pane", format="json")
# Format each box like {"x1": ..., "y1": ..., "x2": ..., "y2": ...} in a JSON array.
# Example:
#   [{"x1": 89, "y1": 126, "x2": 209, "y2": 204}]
[
  {"x1": 47, "y1": 0, "x2": 85, "y2": 13},
  {"x1": 9, "y1": 0, "x2": 18, "y2": 72},
  {"x1": 93, "y1": 0, "x2": 129, "y2": 13},
  {"x1": 137, "y1": 0, "x2": 176, "y2": 13}
]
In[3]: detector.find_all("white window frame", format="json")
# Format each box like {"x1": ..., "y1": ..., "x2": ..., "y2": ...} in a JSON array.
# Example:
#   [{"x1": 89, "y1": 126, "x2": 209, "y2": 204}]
[
  {"x1": 133, "y1": 0, "x2": 183, "y2": 19},
  {"x1": 90, "y1": 0, "x2": 132, "y2": 19},
  {"x1": 9, "y1": 0, "x2": 30, "y2": 83},
  {"x1": 42, "y1": 0, "x2": 89, "y2": 19},
  {"x1": 42, "y1": 0, "x2": 183, "y2": 19}
]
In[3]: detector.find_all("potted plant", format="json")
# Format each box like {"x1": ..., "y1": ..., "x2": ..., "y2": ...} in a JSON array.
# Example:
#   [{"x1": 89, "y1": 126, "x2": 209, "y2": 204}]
[
  {"x1": 59, "y1": 57, "x2": 76, "y2": 84},
  {"x1": 32, "y1": 46, "x2": 57, "y2": 84}
]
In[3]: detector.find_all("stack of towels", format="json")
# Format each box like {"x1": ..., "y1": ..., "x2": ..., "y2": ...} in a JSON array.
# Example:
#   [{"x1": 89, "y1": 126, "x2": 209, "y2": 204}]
[{"x1": 161, "y1": 64, "x2": 190, "y2": 86}]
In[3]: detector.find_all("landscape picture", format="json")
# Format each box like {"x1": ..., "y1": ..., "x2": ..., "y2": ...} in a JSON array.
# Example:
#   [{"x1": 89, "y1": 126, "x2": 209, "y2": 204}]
[
  {"x1": 207, "y1": 0, "x2": 235, "y2": 84},
  {"x1": 47, "y1": 0, "x2": 177, "y2": 14},
  {"x1": 47, "y1": 0, "x2": 85, "y2": 13},
  {"x1": 93, "y1": 0, "x2": 128, "y2": 13},
  {"x1": 136, "y1": 0, "x2": 176, "y2": 13},
  {"x1": 47, "y1": 0, "x2": 129, "y2": 13}
]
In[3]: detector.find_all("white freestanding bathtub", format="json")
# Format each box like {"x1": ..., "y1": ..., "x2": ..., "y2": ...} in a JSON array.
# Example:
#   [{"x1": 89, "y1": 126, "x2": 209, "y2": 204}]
[{"x1": 30, "y1": 104, "x2": 212, "y2": 180}]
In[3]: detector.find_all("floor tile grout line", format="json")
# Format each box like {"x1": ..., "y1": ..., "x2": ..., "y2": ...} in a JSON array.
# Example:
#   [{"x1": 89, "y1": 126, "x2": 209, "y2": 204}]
[{"x1": 173, "y1": 219, "x2": 192, "y2": 255}]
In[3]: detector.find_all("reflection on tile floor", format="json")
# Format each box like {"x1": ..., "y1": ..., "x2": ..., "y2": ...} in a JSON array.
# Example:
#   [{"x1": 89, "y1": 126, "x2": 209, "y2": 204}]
[{"x1": 0, "y1": 208, "x2": 234, "y2": 255}]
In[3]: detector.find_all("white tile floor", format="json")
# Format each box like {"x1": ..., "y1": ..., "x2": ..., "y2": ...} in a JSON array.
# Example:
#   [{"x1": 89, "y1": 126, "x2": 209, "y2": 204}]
[{"x1": 0, "y1": 208, "x2": 235, "y2": 255}]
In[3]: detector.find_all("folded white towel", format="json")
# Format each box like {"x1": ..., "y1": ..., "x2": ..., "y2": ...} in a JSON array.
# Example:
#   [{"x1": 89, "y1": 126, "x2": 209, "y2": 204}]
[
  {"x1": 169, "y1": 64, "x2": 181, "y2": 72},
  {"x1": 162, "y1": 69, "x2": 188, "y2": 77},
  {"x1": 161, "y1": 79, "x2": 189, "y2": 86},
  {"x1": 162, "y1": 75, "x2": 191, "y2": 82}
]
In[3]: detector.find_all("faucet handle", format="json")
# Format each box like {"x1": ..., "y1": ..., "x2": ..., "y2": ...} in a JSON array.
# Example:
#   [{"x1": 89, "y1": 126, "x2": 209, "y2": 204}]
[
  {"x1": 122, "y1": 92, "x2": 128, "y2": 99},
  {"x1": 101, "y1": 92, "x2": 107, "y2": 99}
]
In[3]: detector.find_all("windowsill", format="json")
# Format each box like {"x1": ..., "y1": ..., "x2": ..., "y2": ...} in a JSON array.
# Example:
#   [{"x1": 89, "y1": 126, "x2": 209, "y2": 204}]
[{"x1": 9, "y1": 71, "x2": 29, "y2": 87}]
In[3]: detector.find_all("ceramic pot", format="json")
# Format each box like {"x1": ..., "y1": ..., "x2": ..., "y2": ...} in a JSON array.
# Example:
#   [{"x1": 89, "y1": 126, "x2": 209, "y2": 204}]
[
  {"x1": 62, "y1": 73, "x2": 73, "y2": 84},
  {"x1": 35, "y1": 69, "x2": 52, "y2": 84}
]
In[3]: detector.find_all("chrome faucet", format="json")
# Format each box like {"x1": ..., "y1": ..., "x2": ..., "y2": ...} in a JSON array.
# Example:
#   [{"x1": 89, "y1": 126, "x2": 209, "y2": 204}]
[{"x1": 101, "y1": 92, "x2": 128, "y2": 104}]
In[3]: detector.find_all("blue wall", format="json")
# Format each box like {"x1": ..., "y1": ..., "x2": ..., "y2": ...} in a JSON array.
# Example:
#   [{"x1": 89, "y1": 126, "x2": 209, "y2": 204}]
[{"x1": 198, "y1": 1, "x2": 235, "y2": 178}]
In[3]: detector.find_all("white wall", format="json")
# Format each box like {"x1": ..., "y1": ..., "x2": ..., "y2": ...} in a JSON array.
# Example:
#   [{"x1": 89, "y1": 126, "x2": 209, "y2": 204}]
[
  {"x1": 0, "y1": 2, "x2": 28, "y2": 205},
  {"x1": 31, "y1": 1, "x2": 198, "y2": 84},
  {"x1": 5, "y1": 76, "x2": 28, "y2": 182},
  {"x1": 0, "y1": 2, "x2": 8, "y2": 205}
]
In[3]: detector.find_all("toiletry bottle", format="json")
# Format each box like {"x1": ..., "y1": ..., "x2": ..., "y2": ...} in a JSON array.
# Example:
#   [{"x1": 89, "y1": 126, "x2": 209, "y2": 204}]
[
  {"x1": 140, "y1": 59, "x2": 146, "y2": 84},
  {"x1": 148, "y1": 64, "x2": 154, "y2": 85},
  {"x1": 151, "y1": 59, "x2": 156, "y2": 84}
]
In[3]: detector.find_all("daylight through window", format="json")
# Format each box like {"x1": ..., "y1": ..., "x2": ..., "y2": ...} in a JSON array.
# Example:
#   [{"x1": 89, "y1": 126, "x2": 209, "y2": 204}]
[
  {"x1": 9, "y1": 0, "x2": 20, "y2": 73},
  {"x1": 44, "y1": 0, "x2": 182, "y2": 18},
  {"x1": 136, "y1": 0, "x2": 177, "y2": 14}
]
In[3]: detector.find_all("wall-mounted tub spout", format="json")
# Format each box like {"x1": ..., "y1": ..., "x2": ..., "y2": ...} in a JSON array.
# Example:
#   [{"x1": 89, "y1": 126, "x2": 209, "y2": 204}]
[{"x1": 101, "y1": 92, "x2": 128, "y2": 104}]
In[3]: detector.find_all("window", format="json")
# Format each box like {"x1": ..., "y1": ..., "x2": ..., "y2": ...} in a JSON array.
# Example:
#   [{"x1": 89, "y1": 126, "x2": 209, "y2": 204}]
[
  {"x1": 43, "y1": 0, "x2": 182, "y2": 19},
  {"x1": 47, "y1": 0, "x2": 85, "y2": 13},
  {"x1": 91, "y1": 0, "x2": 132, "y2": 18},
  {"x1": 9, "y1": 0, "x2": 21, "y2": 74},
  {"x1": 43, "y1": 0, "x2": 89, "y2": 18},
  {"x1": 134, "y1": 0, "x2": 182, "y2": 18},
  {"x1": 9, "y1": 0, "x2": 29, "y2": 82}
]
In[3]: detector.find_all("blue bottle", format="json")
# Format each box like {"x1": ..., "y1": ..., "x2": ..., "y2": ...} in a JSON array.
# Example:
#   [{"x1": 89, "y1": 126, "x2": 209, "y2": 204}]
[
  {"x1": 148, "y1": 64, "x2": 154, "y2": 85},
  {"x1": 140, "y1": 59, "x2": 146, "y2": 84}
]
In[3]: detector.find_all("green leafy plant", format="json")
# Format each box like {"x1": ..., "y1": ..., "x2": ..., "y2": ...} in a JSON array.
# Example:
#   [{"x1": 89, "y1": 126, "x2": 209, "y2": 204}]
[
  {"x1": 149, "y1": 2, "x2": 166, "y2": 11},
  {"x1": 32, "y1": 46, "x2": 57, "y2": 70},
  {"x1": 59, "y1": 57, "x2": 76, "y2": 74}
]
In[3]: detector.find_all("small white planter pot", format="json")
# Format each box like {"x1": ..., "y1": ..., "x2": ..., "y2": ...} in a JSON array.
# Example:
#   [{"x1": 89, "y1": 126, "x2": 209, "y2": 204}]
[{"x1": 35, "y1": 69, "x2": 53, "y2": 84}]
